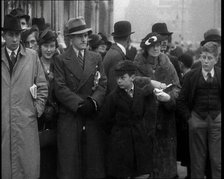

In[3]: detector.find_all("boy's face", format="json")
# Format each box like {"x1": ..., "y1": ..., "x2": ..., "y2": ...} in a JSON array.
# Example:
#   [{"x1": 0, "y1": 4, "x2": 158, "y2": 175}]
[
  {"x1": 116, "y1": 73, "x2": 135, "y2": 90},
  {"x1": 200, "y1": 51, "x2": 218, "y2": 72}
]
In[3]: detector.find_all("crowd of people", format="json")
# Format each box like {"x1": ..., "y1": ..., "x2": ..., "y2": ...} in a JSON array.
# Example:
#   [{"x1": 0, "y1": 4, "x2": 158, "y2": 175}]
[{"x1": 1, "y1": 7, "x2": 221, "y2": 179}]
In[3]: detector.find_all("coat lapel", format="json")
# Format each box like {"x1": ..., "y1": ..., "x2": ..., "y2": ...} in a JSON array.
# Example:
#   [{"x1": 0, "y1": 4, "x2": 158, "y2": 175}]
[
  {"x1": 111, "y1": 44, "x2": 126, "y2": 60},
  {"x1": 132, "y1": 86, "x2": 143, "y2": 116},
  {"x1": 77, "y1": 50, "x2": 95, "y2": 91},
  {"x1": 63, "y1": 47, "x2": 83, "y2": 80}
]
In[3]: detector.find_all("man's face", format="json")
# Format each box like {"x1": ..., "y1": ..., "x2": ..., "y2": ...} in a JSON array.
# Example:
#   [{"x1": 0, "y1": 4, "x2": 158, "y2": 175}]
[
  {"x1": 200, "y1": 51, "x2": 218, "y2": 72},
  {"x1": 25, "y1": 32, "x2": 38, "y2": 51},
  {"x1": 20, "y1": 18, "x2": 28, "y2": 30},
  {"x1": 160, "y1": 39, "x2": 168, "y2": 52},
  {"x1": 70, "y1": 32, "x2": 88, "y2": 50},
  {"x1": 116, "y1": 73, "x2": 135, "y2": 90},
  {"x1": 3, "y1": 31, "x2": 21, "y2": 51}
]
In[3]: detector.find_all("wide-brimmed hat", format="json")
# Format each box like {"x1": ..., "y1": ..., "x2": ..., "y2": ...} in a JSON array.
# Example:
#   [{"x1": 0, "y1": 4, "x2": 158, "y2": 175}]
[
  {"x1": 10, "y1": 8, "x2": 30, "y2": 22},
  {"x1": 32, "y1": 17, "x2": 47, "y2": 32},
  {"x1": 200, "y1": 28, "x2": 221, "y2": 46},
  {"x1": 38, "y1": 28, "x2": 58, "y2": 46},
  {"x1": 111, "y1": 21, "x2": 134, "y2": 37},
  {"x1": 2, "y1": 14, "x2": 23, "y2": 32},
  {"x1": 152, "y1": 23, "x2": 173, "y2": 36},
  {"x1": 67, "y1": 16, "x2": 92, "y2": 36},
  {"x1": 140, "y1": 32, "x2": 166, "y2": 48}
]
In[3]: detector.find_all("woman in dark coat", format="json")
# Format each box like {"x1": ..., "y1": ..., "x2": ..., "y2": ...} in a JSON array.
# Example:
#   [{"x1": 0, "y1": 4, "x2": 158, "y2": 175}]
[{"x1": 134, "y1": 32, "x2": 180, "y2": 179}]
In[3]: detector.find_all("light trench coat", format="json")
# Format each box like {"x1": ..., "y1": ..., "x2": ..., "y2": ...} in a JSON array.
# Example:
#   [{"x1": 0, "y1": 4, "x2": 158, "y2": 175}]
[{"x1": 1, "y1": 45, "x2": 48, "y2": 179}]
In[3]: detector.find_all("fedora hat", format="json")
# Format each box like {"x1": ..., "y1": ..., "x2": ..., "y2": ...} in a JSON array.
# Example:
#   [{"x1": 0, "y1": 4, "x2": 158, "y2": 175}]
[
  {"x1": 152, "y1": 23, "x2": 173, "y2": 36},
  {"x1": 67, "y1": 16, "x2": 92, "y2": 35},
  {"x1": 200, "y1": 28, "x2": 221, "y2": 46},
  {"x1": 10, "y1": 8, "x2": 30, "y2": 22},
  {"x1": 140, "y1": 32, "x2": 166, "y2": 49},
  {"x1": 111, "y1": 21, "x2": 134, "y2": 37},
  {"x1": 2, "y1": 14, "x2": 23, "y2": 32}
]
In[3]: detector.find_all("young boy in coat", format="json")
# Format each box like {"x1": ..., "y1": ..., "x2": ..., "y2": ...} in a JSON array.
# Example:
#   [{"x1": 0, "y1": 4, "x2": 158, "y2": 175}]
[{"x1": 101, "y1": 60, "x2": 156, "y2": 179}]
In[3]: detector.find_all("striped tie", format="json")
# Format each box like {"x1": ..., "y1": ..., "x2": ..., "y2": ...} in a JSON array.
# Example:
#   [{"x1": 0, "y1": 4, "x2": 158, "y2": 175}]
[
  {"x1": 10, "y1": 51, "x2": 17, "y2": 67},
  {"x1": 78, "y1": 51, "x2": 84, "y2": 69}
]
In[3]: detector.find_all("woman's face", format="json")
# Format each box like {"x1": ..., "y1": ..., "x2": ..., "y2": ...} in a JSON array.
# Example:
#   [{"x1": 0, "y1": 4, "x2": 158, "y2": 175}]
[
  {"x1": 41, "y1": 41, "x2": 56, "y2": 59},
  {"x1": 25, "y1": 32, "x2": 38, "y2": 51},
  {"x1": 147, "y1": 42, "x2": 161, "y2": 57}
]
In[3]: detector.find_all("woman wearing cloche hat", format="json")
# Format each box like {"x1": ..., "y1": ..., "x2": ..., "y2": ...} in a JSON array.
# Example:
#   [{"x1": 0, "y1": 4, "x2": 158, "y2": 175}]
[{"x1": 134, "y1": 32, "x2": 180, "y2": 178}]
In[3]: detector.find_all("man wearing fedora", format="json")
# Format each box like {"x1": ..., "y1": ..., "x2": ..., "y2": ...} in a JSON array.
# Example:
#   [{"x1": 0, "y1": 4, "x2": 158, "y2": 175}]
[
  {"x1": 2, "y1": 14, "x2": 48, "y2": 179},
  {"x1": 10, "y1": 7, "x2": 30, "y2": 30},
  {"x1": 53, "y1": 16, "x2": 107, "y2": 179},
  {"x1": 152, "y1": 23, "x2": 182, "y2": 81},
  {"x1": 103, "y1": 20, "x2": 135, "y2": 93}
]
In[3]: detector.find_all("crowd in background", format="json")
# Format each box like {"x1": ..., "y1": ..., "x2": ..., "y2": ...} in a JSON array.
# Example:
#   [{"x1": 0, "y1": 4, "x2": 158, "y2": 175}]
[{"x1": 1, "y1": 7, "x2": 221, "y2": 179}]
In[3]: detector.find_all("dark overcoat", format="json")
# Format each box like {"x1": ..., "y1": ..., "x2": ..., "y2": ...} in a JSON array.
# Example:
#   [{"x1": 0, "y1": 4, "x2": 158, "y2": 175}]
[
  {"x1": 100, "y1": 84, "x2": 157, "y2": 177},
  {"x1": 103, "y1": 43, "x2": 126, "y2": 93},
  {"x1": 53, "y1": 46, "x2": 107, "y2": 179},
  {"x1": 134, "y1": 53, "x2": 180, "y2": 178}
]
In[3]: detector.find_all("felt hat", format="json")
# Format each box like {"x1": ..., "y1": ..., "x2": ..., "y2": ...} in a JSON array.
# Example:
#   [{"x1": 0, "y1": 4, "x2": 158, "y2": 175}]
[
  {"x1": 10, "y1": 8, "x2": 30, "y2": 22},
  {"x1": 152, "y1": 23, "x2": 173, "y2": 35},
  {"x1": 111, "y1": 21, "x2": 134, "y2": 37},
  {"x1": 32, "y1": 17, "x2": 47, "y2": 32},
  {"x1": 200, "y1": 28, "x2": 221, "y2": 46},
  {"x1": 67, "y1": 16, "x2": 92, "y2": 35},
  {"x1": 140, "y1": 32, "x2": 166, "y2": 49},
  {"x1": 88, "y1": 34, "x2": 106, "y2": 49},
  {"x1": 2, "y1": 14, "x2": 23, "y2": 32},
  {"x1": 115, "y1": 60, "x2": 137, "y2": 76},
  {"x1": 38, "y1": 28, "x2": 57, "y2": 46},
  {"x1": 178, "y1": 54, "x2": 193, "y2": 68}
]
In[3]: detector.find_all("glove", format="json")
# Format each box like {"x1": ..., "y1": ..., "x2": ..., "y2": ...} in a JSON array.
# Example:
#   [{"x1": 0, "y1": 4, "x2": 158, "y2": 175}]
[{"x1": 77, "y1": 98, "x2": 96, "y2": 117}]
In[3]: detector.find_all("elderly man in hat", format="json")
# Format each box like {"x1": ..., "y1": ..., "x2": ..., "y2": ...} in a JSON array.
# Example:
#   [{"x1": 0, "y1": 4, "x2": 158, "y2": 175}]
[
  {"x1": 10, "y1": 8, "x2": 30, "y2": 30},
  {"x1": 1, "y1": 14, "x2": 48, "y2": 179},
  {"x1": 152, "y1": 23, "x2": 182, "y2": 81},
  {"x1": 53, "y1": 16, "x2": 107, "y2": 179}
]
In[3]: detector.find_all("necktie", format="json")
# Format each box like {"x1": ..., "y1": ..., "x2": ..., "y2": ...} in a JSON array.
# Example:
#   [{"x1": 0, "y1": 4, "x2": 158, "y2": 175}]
[
  {"x1": 10, "y1": 51, "x2": 16, "y2": 67},
  {"x1": 78, "y1": 51, "x2": 84, "y2": 69},
  {"x1": 207, "y1": 72, "x2": 213, "y2": 83},
  {"x1": 127, "y1": 89, "x2": 134, "y2": 98}
]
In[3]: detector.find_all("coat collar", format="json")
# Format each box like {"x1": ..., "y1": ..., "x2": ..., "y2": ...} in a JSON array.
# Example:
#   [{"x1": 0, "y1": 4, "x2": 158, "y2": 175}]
[{"x1": 111, "y1": 43, "x2": 126, "y2": 60}]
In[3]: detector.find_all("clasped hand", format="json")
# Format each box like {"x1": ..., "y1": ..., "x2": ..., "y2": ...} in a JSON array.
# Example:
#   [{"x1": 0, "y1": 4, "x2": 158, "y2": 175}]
[
  {"x1": 77, "y1": 98, "x2": 96, "y2": 117},
  {"x1": 153, "y1": 88, "x2": 171, "y2": 102}
]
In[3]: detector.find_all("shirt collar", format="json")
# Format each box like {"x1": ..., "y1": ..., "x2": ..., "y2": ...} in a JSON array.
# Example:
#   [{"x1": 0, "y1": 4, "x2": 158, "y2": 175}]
[
  {"x1": 116, "y1": 42, "x2": 126, "y2": 55},
  {"x1": 6, "y1": 46, "x2": 19, "y2": 57},
  {"x1": 72, "y1": 46, "x2": 84, "y2": 57},
  {"x1": 125, "y1": 83, "x2": 134, "y2": 93},
  {"x1": 202, "y1": 68, "x2": 214, "y2": 79}
]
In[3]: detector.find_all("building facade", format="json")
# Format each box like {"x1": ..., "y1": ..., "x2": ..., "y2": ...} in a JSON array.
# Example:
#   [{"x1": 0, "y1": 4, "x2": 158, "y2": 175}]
[{"x1": 2, "y1": 0, "x2": 114, "y2": 40}]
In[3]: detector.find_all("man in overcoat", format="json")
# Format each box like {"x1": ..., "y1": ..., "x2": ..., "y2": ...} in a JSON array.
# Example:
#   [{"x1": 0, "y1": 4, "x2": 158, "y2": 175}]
[
  {"x1": 103, "y1": 21, "x2": 134, "y2": 93},
  {"x1": 53, "y1": 17, "x2": 107, "y2": 179},
  {"x1": 2, "y1": 14, "x2": 48, "y2": 179}
]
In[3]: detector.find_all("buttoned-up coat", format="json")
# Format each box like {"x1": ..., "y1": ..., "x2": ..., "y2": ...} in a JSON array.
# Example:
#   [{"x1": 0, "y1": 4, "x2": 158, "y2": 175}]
[
  {"x1": 2, "y1": 45, "x2": 48, "y2": 179},
  {"x1": 103, "y1": 43, "x2": 126, "y2": 93},
  {"x1": 53, "y1": 46, "x2": 107, "y2": 179}
]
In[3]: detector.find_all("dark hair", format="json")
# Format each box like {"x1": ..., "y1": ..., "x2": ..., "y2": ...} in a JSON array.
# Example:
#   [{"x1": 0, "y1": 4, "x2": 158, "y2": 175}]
[{"x1": 115, "y1": 60, "x2": 136, "y2": 77}]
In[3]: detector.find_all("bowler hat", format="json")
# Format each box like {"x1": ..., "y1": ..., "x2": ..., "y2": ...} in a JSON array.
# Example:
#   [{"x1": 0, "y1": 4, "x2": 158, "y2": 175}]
[
  {"x1": 152, "y1": 23, "x2": 173, "y2": 36},
  {"x1": 38, "y1": 28, "x2": 58, "y2": 46},
  {"x1": 32, "y1": 17, "x2": 47, "y2": 32},
  {"x1": 115, "y1": 60, "x2": 136, "y2": 76},
  {"x1": 200, "y1": 28, "x2": 221, "y2": 46},
  {"x1": 10, "y1": 8, "x2": 30, "y2": 22},
  {"x1": 140, "y1": 32, "x2": 166, "y2": 49},
  {"x1": 111, "y1": 21, "x2": 134, "y2": 37},
  {"x1": 178, "y1": 54, "x2": 193, "y2": 68},
  {"x1": 2, "y1": 14, "x2": 23, "y2": 32},
  {"x1": 67, "y1": 16, "x2": 92, "y2": 35}
]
